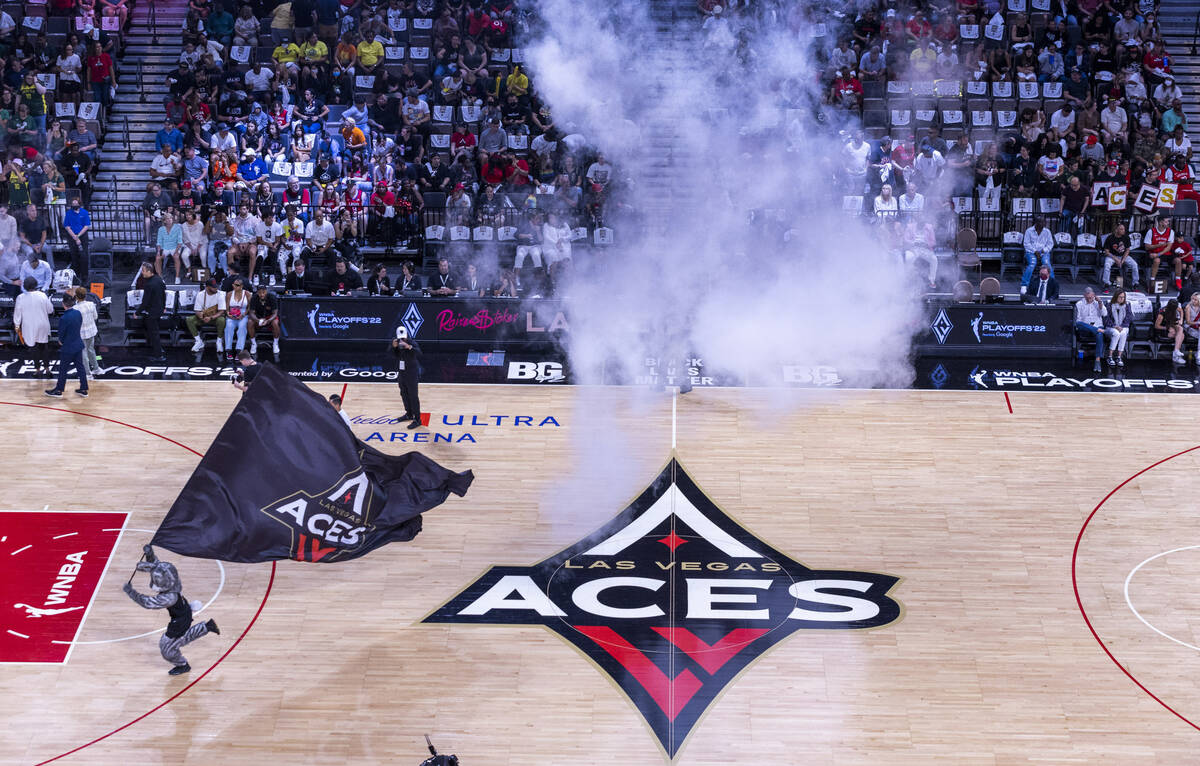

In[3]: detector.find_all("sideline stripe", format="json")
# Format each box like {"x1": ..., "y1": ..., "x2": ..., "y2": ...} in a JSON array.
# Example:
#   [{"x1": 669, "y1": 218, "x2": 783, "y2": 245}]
[
  {"x1": 340, "y1": 382, "x2": 348, "y2": 404},
  {"x1": 0, "y1": 401, "x2": 278, "y2": 764},
  {"x1": 1072, "y1": 443, "x2": 1200, "y2": 733},
  {"x1": 1004, "y1": 392, "x2": 1013, "y2": 413}
]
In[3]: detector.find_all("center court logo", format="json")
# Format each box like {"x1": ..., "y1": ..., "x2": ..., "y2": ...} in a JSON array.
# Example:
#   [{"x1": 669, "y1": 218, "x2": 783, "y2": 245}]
[{"x1": 424, "y1": 459, "x2": 902, "y2": 759}]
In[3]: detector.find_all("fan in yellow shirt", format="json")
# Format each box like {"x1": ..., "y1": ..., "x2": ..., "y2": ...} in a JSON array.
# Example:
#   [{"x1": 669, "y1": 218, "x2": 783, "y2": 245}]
[
  {"x1": 505, "y1": 66, "x2": 529, "y2": 98},
  {"x1": 273, "y1": 40, "x2": 301, "y2": 74},
  {"x1": 357, "y1": 38, "x2": 384, "y2": 71}
]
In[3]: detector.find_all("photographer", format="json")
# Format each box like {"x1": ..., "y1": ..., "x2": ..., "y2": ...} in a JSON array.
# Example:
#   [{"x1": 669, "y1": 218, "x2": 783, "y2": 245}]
[
  {"x1": 390, "y1": 327, "x2": 422, "y2": 429},
  {"x1": 231, "y1": 350, "x2": 261, "y2": 392}
]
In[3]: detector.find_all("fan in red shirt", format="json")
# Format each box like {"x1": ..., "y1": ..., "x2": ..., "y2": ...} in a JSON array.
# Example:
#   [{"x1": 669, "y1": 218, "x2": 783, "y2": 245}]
[
  {"x1": 1146, "y1": 214, "x2": 1192, "y2": 289},
  {"x1": 85, "y1": 43, "x2": 115, "y2": 107},
  {"x1": 370, "y1": 182, "x2": 397, "y2": 241},
  {"x1": 466, "y1": 7, "x2": 492, "y2": 38},
  {"x1": 480, "y1": 151, "x2": 507, "y2": 186},
  {"x1": 503, "y1": 151, "x2": 531, "y2": 189},
  {"x1": 906, "y1": 11, "x2": 933, "y2": 45},
  {"x1": 1161, "y1": 156, "x2": 1200, "y2": 203},
  {"x1": 451, "y1": 123, "x2": 477, "y2": 160},
  {"x1": 831, "y1": 71, "x2": 863, "y2": 110},
  {"x1": 281, "y1": 176, "x2": 311, "y2": 209}
]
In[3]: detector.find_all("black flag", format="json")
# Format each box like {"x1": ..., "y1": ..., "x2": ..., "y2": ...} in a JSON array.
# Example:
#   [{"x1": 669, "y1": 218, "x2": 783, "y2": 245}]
[{"x1": 152, "y1": 364, "x2": 473, "y2": 563}]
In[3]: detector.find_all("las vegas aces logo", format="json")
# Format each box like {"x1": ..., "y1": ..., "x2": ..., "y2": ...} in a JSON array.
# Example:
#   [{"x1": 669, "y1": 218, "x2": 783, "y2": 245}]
[{"x1": 425, "y1": 458, "x2": 902, "y2": 759}]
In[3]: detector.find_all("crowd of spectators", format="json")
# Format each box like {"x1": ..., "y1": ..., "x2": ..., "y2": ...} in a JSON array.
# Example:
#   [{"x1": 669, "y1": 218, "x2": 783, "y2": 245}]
[
  {"x1": 138, "y1": 0, "x2": 622, "y2": 296},
  {"x1": 0, "y1": 1, "x2": 123, "y2": 294},
  {"x1": 790, "y1": 0, "x2": 1196, "y2": 293}
]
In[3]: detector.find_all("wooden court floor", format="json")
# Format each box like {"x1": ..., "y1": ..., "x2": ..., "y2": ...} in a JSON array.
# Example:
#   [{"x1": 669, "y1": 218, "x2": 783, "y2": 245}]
[{"x1": 2, "y1": 380, "x2": 1200, "y2": 764}]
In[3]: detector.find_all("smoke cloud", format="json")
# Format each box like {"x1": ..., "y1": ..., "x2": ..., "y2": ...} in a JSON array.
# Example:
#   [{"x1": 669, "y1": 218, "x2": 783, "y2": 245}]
[{"x1": 521, "y1": 0, "x2": 926, "y2": 389}]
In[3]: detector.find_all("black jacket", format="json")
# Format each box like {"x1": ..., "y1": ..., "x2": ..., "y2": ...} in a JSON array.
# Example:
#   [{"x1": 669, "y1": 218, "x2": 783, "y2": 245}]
[
  {"x1": 1022, "y1": 276, "x2": 1059, "y2": 303},
  {"x1": 141, "y1": 274, "x2": 166, "y2": 316},
  {"x1": 284, "y1": 270, "x2": 311, "y2": 293},
  {"x1": 388, "y1": 337, "x2": 422, "y2": 380}
]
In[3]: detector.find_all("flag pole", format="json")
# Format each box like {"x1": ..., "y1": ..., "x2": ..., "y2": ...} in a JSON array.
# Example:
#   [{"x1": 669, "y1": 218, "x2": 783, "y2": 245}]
[{"x1": 127, "y1": 551, "x2": 147, "y2": 585}]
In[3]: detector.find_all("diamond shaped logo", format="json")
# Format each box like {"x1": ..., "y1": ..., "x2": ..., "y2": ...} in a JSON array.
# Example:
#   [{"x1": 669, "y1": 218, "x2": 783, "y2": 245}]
[
  {"x1": 402, "y1": 302, "x2": 424, "y2": 338},
  {"x1": 930, "y1": 363, "x2": 949, "y2": 389},
  {"x1": 424, "y1": 458, "x2": 902, "y2": 759},
  {"x1": 931, "y1": 308, "x2": 953, "y2": 344}
]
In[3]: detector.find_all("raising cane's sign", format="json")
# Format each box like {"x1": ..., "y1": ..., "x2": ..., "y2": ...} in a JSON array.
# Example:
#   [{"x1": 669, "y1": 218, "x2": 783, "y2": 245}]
[{"x1": 278, "y1": 297, "x2": 569, "y2": 343}]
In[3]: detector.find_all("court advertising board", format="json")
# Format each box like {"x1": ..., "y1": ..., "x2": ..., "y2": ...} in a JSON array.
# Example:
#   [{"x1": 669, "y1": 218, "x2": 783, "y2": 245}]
[
  {"x1": 278, "y1": 296, "x2": 569, "y2": 344},
  {"x1": 917, "y1": 303, "x2": 1075, "y2": 358}
]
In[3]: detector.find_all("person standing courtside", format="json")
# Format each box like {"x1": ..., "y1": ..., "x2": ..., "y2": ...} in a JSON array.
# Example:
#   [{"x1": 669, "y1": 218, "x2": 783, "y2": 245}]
[
  {"x1": 13, "y1": 276, "x2": 53, "y2": 377},
  {"x1": 390, "y1": 328, "x2": 423, "y2": 429},
  {"x1": 73, "y1": 287, "x2": 101, "y2": 377},
  {"x1": 136, "y1": 262, "x2": 167, "y2": 361},
  {"x1": 44, "y1": 291, "x2": 88, "y2": 398}
]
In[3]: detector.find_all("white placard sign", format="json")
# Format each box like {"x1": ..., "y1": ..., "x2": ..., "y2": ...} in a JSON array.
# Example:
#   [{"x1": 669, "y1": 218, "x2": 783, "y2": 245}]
[
  {"x1": 1157, "y1": 183, "x2": 1178, "y2": 208},
  {"x1": 1108, "y1": 185, "x2": 1128, "y2": 211},
  {"x1": 1133, "y1": 184, "x2": 1159, "y2": 212}
]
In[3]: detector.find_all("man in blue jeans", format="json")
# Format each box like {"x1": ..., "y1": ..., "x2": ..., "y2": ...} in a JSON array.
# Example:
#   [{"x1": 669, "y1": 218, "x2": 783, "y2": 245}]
[
  {"x1": 1074, "y1": 287, "x2": 1109, "y2": 374},
  {"x1": 1021, "y1": 215, "x2": 1055, "y2": 294},
  {"x1": 45, "y1": 291, "x2": 88, "y2": 398}
]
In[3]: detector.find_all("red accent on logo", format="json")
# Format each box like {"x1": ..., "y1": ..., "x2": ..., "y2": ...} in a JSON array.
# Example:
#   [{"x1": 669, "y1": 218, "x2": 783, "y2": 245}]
[
  {"x1": 651, "y1": 627, "x2": 770, "y2": 675},
  {"x1": 0, "y1": 510, "x2": 127, "y2": 663},
  {"x1": 574, "y1": 626, "x2": 704, "y2": 721},
  {"x1": 308, "y1": 537, "x2": 337, "y2": 562},
  {"x1": 656, "y1": 532, "x2": 688, "y2": 551},
  {"x1": 294, "y1": 534, "x2": 337, "y2": 562}
]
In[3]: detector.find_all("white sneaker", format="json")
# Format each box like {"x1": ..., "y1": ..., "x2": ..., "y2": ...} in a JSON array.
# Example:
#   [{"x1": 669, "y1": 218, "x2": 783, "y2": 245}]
[
  {"x1": 250, "y1": 338, "x2": 257, "y2": 354},
  {"x1": 1173, "y1": 351, "x2": 1185, "y2": 364},
  {"x1": 272, "y1": 338, "x2": 280, "y2": 353},
  {"x1": 216, "y1": 338, "x2": 224, "y2": 353},
  {"x1": 191, "y1": 336, "x2": 204, "y2": 352},
  {"x1": 175, "y1": 274, "x2": 181, "y2": 285}
]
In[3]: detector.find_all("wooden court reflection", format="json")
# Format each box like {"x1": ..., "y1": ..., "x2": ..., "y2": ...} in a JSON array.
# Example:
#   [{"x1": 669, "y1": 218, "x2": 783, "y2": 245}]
[{"x1": 1, "y1": 380, "x2": 1198, "y2": 764}]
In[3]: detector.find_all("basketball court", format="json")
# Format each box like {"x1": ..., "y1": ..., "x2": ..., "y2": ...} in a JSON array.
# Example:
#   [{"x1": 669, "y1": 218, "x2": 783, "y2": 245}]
[{"x1": 2, "y1": 379, "x2": 1199, "y2": 764}]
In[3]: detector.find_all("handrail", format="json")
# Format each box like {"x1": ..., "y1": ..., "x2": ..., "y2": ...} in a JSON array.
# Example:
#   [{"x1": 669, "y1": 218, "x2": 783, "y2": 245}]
[
  {"x1": 137, "y1": 59, "x2": 145, "y2": 103},
  {"x1": 124, "y1": 115, "x2": 133, "y2": 161},
  {"x1": 150, "y1": 0, "x2": 159, "y2": 47},
  {"x1": 1191, "y1": 9, "x2": 1199, "y2": 56}
]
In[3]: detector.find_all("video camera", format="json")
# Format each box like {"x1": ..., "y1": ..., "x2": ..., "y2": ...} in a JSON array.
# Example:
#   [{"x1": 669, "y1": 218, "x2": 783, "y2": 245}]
[{"x1": 419, "y1": 735, "x2": 459, "y2": 766}]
